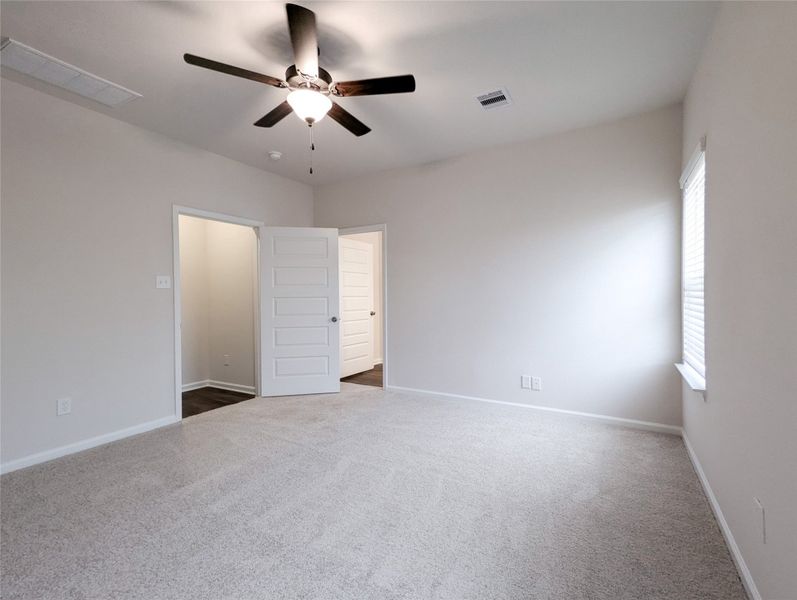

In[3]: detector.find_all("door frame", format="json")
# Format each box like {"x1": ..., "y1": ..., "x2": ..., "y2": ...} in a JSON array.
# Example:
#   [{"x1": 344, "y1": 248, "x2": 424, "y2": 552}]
[
  {"x1": 338, "y1": 224, "x2": 387, "y2": 389},
  {"x1": 172, "y1": 205, "x2": 264, "y2": 419}
]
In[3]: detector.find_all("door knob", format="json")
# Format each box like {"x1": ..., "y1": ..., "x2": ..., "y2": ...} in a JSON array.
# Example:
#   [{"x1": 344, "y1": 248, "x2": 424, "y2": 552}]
[
  {"x1": 370, "y1": 311, "x2": 376, "y2": 316},
  {"x1": 331, "y1": 316, "x2": 338, "y2": 322}
]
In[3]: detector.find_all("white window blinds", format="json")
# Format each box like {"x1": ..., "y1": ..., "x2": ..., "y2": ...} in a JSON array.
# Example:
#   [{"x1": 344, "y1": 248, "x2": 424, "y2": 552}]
[{"x1": 682, "y1": 152, "x2": 706, "y2": 380}]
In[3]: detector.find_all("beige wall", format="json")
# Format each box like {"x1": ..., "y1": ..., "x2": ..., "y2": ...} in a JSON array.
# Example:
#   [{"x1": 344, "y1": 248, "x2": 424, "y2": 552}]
[
  {"x1": 179, "y1": 216, "x2": 257, "y2": 390},
  {"x1": 178, "y1": 216, "x2": 210, "y2": 385},
  {"x1": 0, "y1": 79, "x2": 313, "y2": 467},
  {"x1": 205, "y1": 219, "x2": 257, "y2": 388},
  {"x1": 316, "y1": 105, "x2": 683, "y2": 427},
  {"x1": 681, "y1": 4, "x2": 797, "y2": 598},
  {"x1": 342, "y1": 231, "x2": 384, "y2": 364}
]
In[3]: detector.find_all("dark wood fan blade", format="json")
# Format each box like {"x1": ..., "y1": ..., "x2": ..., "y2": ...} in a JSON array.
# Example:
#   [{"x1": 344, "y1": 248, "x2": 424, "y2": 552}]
[
  {"x1": 184, "y1": 53, "x2": 286, "y2": 88},
  {"x1": 254, "y1": 101, "x2": 293, "y2": 127},
  {"x1": 332, "y1": 74, "x2": 416, "y2": 97},
  {"x1": 328, "y1": 102, "x2": 371, "y2": 136},
  {"x1": 286, "y1": 4, "x2": 319, "y2": 78}
]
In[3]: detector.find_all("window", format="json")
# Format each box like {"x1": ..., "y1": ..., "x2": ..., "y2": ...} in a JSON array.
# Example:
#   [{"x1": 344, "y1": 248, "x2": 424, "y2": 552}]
[{"x1": 678, "y1": 145, "x2": 706, "y2": 391}]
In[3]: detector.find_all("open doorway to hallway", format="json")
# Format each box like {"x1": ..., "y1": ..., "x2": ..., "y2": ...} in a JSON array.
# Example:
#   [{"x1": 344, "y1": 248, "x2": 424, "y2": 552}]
[
  {"x1": 178, "y1": 214, "x2": 258, "y2": 416},
  {"x1": 339, "y1": 230, "x2": 384, "y2": 388}
]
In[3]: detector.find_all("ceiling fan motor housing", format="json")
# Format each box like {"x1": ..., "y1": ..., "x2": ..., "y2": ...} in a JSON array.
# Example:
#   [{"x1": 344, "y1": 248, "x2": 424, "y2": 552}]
[{"x1": 285, "y1": 64, "x2": 332, "y2": 92}]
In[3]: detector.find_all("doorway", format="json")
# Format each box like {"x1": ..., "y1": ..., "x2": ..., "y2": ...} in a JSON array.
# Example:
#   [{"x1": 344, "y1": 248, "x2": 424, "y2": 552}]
[
  {"x1": 339, "y1": 227, "x2": 385, "y2": 388},
  {"x1": 173, "y1": 207, "x2": 262, "y2": 418}
]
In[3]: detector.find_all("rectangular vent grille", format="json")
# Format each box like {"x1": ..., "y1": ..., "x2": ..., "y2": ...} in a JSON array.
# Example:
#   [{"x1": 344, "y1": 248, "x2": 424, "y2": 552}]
[
  {"x1": 0, "y1": 38, "x2": 142, "y2": 107},
  {"x1": 476, "y1": 88, "x2": 512, "y2": 110}
]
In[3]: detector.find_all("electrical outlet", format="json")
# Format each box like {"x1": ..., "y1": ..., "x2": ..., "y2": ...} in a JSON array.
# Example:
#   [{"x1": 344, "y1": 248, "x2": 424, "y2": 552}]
[
  {"x1": 753, "y1": 497, "x2": 766, "y2": 543},
  {"x1": 521, "y1": 375, "x2": 532, "y2": 389},
  {"x1": 56, "y1": 397, "x2": 72, "y2": 416},
  {"x1": 155, "y1": 275, "x2": 171, "y2": 289},
  {"x1": 532, "y1": 376, "x2": 542, "y2": 391}
]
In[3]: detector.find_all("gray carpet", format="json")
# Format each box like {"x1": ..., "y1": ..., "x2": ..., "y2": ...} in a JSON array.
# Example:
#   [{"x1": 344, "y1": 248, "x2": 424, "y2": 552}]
[{"x1": 1, "y1": 383, "x2": 746, "y2": 600}]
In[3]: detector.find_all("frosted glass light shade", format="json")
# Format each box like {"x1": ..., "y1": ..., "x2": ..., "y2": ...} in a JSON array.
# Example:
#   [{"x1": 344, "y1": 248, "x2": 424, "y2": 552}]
[{"x1": 287, "y1": 89, "x2": 332, "y2": 123}]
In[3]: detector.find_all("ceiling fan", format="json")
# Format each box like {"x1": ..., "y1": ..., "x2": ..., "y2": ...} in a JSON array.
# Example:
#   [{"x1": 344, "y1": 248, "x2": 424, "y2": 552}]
[{"x1": 184, "y1": 3, "x2": 416, "y2": 137}]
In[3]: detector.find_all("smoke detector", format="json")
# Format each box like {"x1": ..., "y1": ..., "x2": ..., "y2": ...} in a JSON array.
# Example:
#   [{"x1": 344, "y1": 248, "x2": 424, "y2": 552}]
[
  {"x1": 268, "y1": 150, "x2": 283, "y2": 161},
  {"x1": 476, "y1": 88, "x2": 512, "y2": 110}
]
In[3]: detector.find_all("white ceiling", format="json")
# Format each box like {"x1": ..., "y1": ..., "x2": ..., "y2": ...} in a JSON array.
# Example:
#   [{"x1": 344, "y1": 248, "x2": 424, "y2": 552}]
[{"x1": 1, "y1": 1, "x2": 718, "y2": 185}]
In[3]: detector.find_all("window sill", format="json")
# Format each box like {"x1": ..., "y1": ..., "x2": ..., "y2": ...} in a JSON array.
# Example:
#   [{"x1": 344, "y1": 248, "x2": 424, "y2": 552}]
[{"x1": 675, "y1": 363, "x2": 706, "y2": 392}]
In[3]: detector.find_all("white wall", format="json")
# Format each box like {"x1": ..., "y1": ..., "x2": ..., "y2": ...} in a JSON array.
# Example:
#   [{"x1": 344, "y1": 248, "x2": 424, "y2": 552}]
[
  {"x1": 681, "y1": 4, "x2": 797, "y2": 598},
  {"x1": 205, "y1": 218, "x2": 257, "y2": 388},
  {"x1": 179, "y1": 216, "x2": 257, "y2": 390},
  {"x1": 316, "y1": 105, "x2": 683, "y2": 427},
  {"x1": 178, "y1": 216, "x2": 210, "y2": 386},
  {"x1": 342, "y1": 231, "x2": 384, "y2": 364},
  {"x1": 0, "y1": 79, "x2": 313, "y2": 467}
]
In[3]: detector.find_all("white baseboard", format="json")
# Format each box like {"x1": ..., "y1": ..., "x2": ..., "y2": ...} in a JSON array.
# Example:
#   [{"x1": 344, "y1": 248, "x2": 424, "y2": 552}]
[
  {"x1": 682, "y1": 433, "x2": 761, "y2": 600},
  {"x1": 208, "y1": 380, "x2": 256, "y2": 394},
  {"x1": 373, "y1": 358, "x2": 383, "y2": 367},
  {"x1": 0, "y1": 415, "x2": 180, "y2": 475},
  {"x1": 182, "y1": 380, "x2": 209, "y2": 392},
  {"x1": 181, "y1": 380, "x2": 256, "y2": 394},
  {"x1": 385, "y1": 385, "x2": 683, "y2": 436}
]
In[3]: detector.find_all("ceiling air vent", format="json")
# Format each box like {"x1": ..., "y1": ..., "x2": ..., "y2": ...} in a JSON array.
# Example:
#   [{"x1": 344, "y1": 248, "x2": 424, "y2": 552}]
[
  {"x1": 476, "y1": 88, "x2": 512, "y2": 110},
  {"x1": 0, "y1": 38, "x2": 142, "y2": 107}
]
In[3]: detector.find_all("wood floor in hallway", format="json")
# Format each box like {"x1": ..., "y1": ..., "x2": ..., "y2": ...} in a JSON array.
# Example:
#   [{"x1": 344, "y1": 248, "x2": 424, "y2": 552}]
[
  {"x1": 182, "y1": 387, "x2": 255, "y2": 417},
  {"x1": 341, "y1": 363, "x2": 382, "y2": 388}
]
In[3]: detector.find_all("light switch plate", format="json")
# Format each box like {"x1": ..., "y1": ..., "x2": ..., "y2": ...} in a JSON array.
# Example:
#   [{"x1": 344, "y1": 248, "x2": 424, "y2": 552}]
[
  {"x1": 156, "y1": 275, "x2": 171, "y2": 289},
  {"x1": 521, "y1": 375, "x2": 532, "y2": 389},
  {"x1": 57, "y1": 397, "x2": 72, "y2": 416}
]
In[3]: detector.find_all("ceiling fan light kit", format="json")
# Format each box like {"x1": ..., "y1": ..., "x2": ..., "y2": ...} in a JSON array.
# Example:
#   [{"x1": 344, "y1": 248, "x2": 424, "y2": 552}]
[
  {"x1": 286, "y1": 88, "x2": 332, "y2": 124},
  {"x1": 183, "y1": 3, "x2": 416, "y2": 173}
]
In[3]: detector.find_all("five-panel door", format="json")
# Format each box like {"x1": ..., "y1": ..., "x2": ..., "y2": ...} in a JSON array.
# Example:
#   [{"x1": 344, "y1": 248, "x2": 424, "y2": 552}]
[
  {"x1": 339, "y1": 237, "x2": 374, "y2": 377},
  {"x1": 260, "y1": 226, "x2": 340, "y2": 396}
]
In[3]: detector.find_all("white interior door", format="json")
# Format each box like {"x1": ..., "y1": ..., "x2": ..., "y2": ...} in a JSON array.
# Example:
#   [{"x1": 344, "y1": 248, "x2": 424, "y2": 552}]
[
  {"x1": 339, "y1": 237, "x2": 374, "y2": 378},
  {"x1": 260, "y1": 226, "x2": 340, "y2": 396}
]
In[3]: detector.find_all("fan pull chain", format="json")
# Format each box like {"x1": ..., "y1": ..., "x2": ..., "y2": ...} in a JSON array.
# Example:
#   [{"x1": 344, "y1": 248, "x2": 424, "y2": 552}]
[{"x1": 308, "y1": 124, "x2": 315, "y2": 175}]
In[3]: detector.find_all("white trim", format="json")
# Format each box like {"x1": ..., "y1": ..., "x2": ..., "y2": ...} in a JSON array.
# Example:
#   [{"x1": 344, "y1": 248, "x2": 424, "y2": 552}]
[
  {"x1": 172, "y1": 205, "x2": 265, "y2": 229},
  {"x1": 386, "y1": 385, "x2": 682, "y2": 436},
  {"x1": 182, "y1": 380, "x2": 209, "y2": 392},
  {"x1": 208, "y1": 380, "x2": 256, "y2": 394},
  {"x1": 252, "y1": 227, "x2": 262, "y2": 399},
  {"x1": 339, "y1": 224, "x2": 387, "y2": 390},
  {"x1": 0, "y1": 415, "x2": 179, "y2": 475},
  {"x1": 675, "y1": 363, "x2": 706, "y2": 392},
  {"x1": 181, "y1": 379, "x2": 255, "y2": 394},
  {"x1": 680, "y1": 135, "x2": 707, "y2": 189},
  {"x1": 683, "y1": 433, "x2": 761, "y2": 600},
  {"x1": 172, "y1": 205, "x2": 264, "y2": 420}
]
